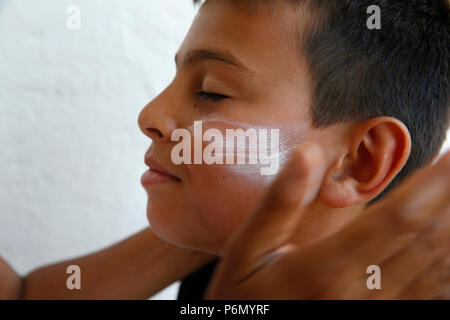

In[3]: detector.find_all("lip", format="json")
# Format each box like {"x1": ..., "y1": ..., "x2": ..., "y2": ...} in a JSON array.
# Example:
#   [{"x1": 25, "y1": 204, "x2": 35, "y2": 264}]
[{"x1": 141, "y1": 156, "x2": 181, "y2": 187}]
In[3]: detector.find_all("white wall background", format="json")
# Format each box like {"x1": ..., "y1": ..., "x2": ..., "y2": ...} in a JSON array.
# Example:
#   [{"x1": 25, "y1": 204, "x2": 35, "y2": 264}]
[
  {"x1": 0, "y1": 0, "x2": 197, "y2": 299},
  {"x1": 0, "y1": 0, "x2": 449, "y2": 300}
]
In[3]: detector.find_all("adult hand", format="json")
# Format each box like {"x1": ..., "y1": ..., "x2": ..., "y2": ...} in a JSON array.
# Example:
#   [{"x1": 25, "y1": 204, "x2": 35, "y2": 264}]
[{"x1": 206, "y1": 144, "x2": 450, "y2": 299}]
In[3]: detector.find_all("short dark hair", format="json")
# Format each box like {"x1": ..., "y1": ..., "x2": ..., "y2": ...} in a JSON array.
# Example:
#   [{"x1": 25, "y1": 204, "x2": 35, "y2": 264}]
[{"x1": 194, "y1": 0, "x2": 450, "y2": 200}]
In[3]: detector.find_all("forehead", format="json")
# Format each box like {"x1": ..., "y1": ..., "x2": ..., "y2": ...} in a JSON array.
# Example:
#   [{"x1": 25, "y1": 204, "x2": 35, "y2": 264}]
[{"x1": 177, "y1": 0, "x2": 309, "y2": 82}]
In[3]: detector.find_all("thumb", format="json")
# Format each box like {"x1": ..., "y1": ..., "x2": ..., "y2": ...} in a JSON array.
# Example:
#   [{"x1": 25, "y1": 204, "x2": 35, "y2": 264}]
[{"x1": 222, "y1": 142, "x2": 327, "y2": 272}]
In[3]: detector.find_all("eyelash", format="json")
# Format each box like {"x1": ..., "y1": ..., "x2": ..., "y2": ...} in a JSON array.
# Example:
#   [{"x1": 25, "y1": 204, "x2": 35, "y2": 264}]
[{"x1": 195, "y1": 91, "x2": 228, "y2": 102}]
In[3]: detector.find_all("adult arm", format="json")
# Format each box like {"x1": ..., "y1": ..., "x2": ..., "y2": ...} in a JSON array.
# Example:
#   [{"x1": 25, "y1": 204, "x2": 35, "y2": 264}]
[{"x1": 1, "y1": 227, "x2": 214, "y2": 300}]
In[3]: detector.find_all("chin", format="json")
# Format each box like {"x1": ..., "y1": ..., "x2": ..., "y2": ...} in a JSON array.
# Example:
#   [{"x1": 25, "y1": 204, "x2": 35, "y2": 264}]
[{"x1": 146, "y1": 201, "x2": 224, "y2": 255}]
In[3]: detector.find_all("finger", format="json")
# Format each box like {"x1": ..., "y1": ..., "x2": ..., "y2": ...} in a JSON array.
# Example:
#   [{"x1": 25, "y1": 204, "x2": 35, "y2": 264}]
[
  {"x1": 217, "y1": 143, "x2": 327, "y2": 284},
  {"x1": 276, "y1": 151, "x2": 450, "y2": 298},
  {"x1": 318, "y1": 151, "x2": 450, "y2": 269},
  {"x1": 310, "y1": 211, "x2": 449, "y2": 300},
  {"x1": 398, "y1": 253, "x2": 450, "y2": 300},
  {"x1": 367, "y1": 205, "x2": 450, "y2": 299}
]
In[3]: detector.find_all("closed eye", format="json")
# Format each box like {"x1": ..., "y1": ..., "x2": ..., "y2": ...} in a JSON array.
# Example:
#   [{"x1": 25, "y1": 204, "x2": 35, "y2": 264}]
[{"x1": 195, "y1": 91, "x2": 228, "y2": 102}]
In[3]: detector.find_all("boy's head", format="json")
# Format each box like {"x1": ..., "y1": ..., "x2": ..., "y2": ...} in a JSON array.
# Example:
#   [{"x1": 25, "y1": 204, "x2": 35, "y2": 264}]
[{"x1": 138, "y1": 0, "x2": 449, "y2": 254}]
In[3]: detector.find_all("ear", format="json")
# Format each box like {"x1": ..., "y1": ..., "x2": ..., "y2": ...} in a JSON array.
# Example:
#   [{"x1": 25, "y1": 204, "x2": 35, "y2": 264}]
[{"x1": 319, "y1": 117, "x2": 411, "y2": 208}]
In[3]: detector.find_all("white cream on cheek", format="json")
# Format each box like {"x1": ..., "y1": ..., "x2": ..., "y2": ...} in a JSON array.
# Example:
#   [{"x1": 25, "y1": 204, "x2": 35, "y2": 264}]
[{"x1": 185, "y1": 117, "x2": 307, "y2": 186}]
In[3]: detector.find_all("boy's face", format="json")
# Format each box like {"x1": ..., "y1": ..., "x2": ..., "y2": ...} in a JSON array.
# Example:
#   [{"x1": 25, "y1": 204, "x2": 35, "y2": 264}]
[{"x1": 138, "y1": 1, "x2": 345, "y2": 254}]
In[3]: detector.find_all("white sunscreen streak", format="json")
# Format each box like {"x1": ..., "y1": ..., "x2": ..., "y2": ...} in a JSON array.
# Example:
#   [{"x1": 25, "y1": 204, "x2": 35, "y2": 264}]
[{"x1": 181, "y1": 118, "x2": 304, "y2": 176}]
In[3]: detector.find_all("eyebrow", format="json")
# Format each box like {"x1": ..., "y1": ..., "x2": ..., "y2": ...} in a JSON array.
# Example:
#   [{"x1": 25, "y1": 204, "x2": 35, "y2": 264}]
[{"x1": 175, "y1": 48, "x2": 250, "y2": 72}]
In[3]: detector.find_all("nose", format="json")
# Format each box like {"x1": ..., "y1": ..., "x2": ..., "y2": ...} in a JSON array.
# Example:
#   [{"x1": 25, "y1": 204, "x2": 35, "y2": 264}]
[{"x1": 138, "y1": 89, "x2": 179, "y2": 143}]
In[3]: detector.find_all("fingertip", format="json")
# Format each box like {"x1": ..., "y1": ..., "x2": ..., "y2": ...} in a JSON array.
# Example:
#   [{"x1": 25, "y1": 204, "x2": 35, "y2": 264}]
[
  {"x1": 287, "y1": 143, "x2": 326, "y2": 206},
  {"x1": 289, "y1": 141, "x2": 317, "y2": 162},
  {"x1": 292, "y1": 142, "x2": 326, "y2": 180}
]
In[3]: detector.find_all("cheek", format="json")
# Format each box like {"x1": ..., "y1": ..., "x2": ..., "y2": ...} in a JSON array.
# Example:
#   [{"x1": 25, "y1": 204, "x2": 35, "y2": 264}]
[
  {"x1": 182, "y1": 120, "x2": 309, "y2": 242},
  {"x1": 185, "y1": 162, "x2": 274, "y2": 242}
]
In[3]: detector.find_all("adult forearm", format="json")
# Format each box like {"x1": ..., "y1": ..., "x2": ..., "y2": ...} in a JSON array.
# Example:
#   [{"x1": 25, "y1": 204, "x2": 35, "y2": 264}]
[
  {"x1": 0, "y1": 257, "x2": 23, "y2": 300},
  {"x1": 20, "y1": 227, "x2": 214, "y2": 299}
]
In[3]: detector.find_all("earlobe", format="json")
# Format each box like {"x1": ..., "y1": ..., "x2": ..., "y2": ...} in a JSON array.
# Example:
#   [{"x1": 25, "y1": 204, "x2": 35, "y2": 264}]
[{"x1": 319, "y1": 117, "x2": 411, "y2": 208}]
